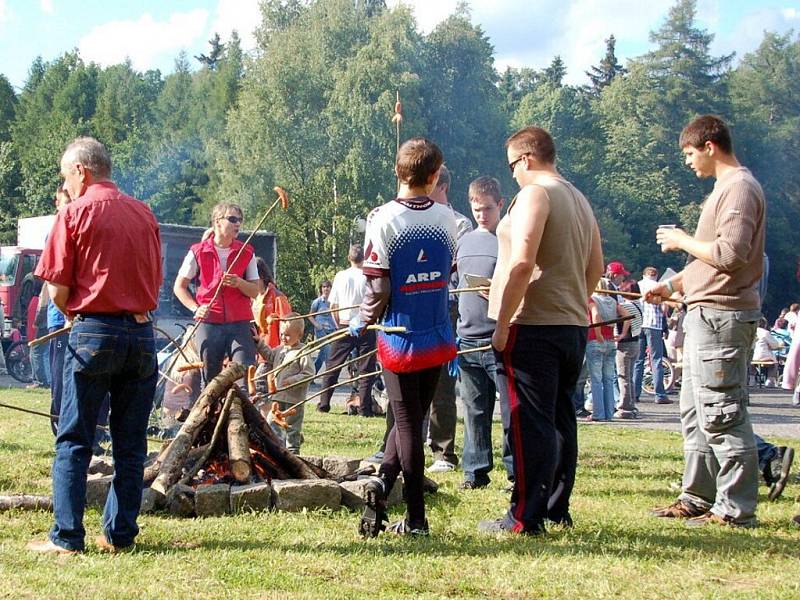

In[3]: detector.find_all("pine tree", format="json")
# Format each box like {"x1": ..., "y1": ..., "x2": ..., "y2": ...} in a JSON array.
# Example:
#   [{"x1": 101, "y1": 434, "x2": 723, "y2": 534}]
[{"x1": 585, "y1": 35, "x2": 625, "y2": 93}]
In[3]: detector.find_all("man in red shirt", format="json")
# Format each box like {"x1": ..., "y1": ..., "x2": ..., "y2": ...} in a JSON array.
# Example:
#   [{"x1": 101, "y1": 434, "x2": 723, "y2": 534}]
[{"x1": 28, "y1": 137, "x2": 162, "y2": 555}]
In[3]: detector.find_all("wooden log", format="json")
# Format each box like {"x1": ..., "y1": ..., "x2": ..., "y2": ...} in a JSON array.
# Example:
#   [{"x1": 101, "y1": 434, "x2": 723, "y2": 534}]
[
  {"x1": 235, "y1": 387, "x2": 327, "y2": 479},
  {"x1": 227, "y1": 395, "x2": 252, "y2": 483},
  {"x1": 150, "y1": 363, "x2": 246, "y2": 496},
  {"x1": 0, "y1": 494, "x2": 53, "y2": 512},
  {"x1": 178, "y1": 389, "x2": 236, "y2": 486}
]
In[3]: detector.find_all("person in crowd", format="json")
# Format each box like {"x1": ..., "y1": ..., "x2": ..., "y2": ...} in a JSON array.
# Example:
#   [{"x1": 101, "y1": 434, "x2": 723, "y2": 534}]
[
  {"x1": 454, "y1": 175, "x2": 512, "y2": 489},
  {"x1": 426, "y1": 164, "x2": 473, "y2": 473},
  {"x1": 253, "y1": 258, "x2": 292, "y2": 349},
  {"x1": 664, "y1": 304, "x2": 686, "y2": 389},
  {"x1": 784, "y1": 303, "x2": 798, "y2": 334},
  {"x1": 635, "y1": 266, "x2": 671, "y2": 404},
  {"x1": 28, "y1": 136, "x2": 161, "y2": 554},
  {"x1": 481, "y1": 126, "x2": 603, "y2": 534},
  {"x1": 781, "y1": 312, "x2": 800, "y2": 406},
  {"x1": 174, "y1": 203, "x2": 261, "y2": 386},
  {"x1": 356, "y1": 137, "x2": 457, "y2": 537},
  {"x1": 586, "y1": 278, "x2": 620, "y2": 421},
  {"x1": 648, "y1": 114, "x2": 764, "y2": 528},
  {"x1": 317, "y1": 245, "x2": 377, "y2": 416},
  {"x1": 615, "y1": 277, "x2": 644, "y2": 419},
  {"x1": 27, "y1": 286, "x2": 50, "y2": 389},
  {"x1": 254, "y1": 315, "x2": 314, "y2": 455},
  {"x1": 750, "y1": 317, "x2": 782, "y2": 387},
  {"x1": 773, "y1": 308, "x2": 788, "y2": 330},
  {"x1": 308, "y1": 280, "x2": 336, "y2": 373}
]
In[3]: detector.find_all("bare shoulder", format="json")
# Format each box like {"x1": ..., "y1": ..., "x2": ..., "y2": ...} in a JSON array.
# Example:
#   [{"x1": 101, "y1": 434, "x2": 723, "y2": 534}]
[{"x1": 513, "y1": 184, "x2": 551, "y2": 216}]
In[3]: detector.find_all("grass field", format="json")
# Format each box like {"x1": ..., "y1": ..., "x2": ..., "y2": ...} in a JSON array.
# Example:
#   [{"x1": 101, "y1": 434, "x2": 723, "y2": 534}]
[{"x1": 1, "y1": 387, "x2": 798, "y2": 600}]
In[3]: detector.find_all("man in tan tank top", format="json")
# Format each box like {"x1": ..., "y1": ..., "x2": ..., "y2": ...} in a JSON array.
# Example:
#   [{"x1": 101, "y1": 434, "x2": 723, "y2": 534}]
[{"x1": 479, "y1": 127, "x2": 604, "y2": 535}]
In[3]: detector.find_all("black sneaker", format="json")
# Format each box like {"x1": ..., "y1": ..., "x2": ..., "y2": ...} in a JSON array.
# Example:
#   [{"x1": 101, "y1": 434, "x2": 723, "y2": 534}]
[
  {"x1": 767, "y1": 446, "x2": 794, "y2": 501},
  {"x1": 477, "y1": 518, "x2": 545, "y2": 535},
  {"x1": 358, "y1": 477, "x2": 387, "y2": 538},
  {"x1": 575, "y1": 408, "x2": 591, "y2": 418},
  {"x1": 316, "y1": 403, "x2": 330, "y2": 413},
  {"x1": 386, "y1": 518, "x2": 429, "y2": 536},
  {"x1": 548, "y1": 513, "x2": 574, "y2": 528}
]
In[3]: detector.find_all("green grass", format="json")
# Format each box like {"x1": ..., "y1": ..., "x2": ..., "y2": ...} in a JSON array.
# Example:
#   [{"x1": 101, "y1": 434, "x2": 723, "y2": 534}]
[{"x1": 0, "y1": 388, "x2": 798, "y2": 600}]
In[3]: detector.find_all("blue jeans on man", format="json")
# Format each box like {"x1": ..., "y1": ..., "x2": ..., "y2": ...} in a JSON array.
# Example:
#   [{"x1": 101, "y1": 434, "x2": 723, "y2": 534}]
[
  {"x1": 49, "y1": 315, "x2": 156, "y2": 552},
  {"x1": 634, "y1": 328, "x2": 668, "y2": 402},
  {"x1": 314, "y1": 329, "x2": 335, "y2": 373},
  {"x1": 458, "y1": 337, "x2": 512, "y2": 485}
]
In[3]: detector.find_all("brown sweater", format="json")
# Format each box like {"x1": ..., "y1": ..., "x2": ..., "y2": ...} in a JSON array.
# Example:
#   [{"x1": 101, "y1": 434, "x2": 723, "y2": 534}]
[{"x1": 681, "y1": 167, "x2": 765, "y2": 311}]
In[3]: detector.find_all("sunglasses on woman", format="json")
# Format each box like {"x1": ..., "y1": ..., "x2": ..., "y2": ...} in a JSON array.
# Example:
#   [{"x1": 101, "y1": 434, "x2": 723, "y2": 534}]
[{"x1": 219, "y1": 215, "x2": 243, "y2": 224}]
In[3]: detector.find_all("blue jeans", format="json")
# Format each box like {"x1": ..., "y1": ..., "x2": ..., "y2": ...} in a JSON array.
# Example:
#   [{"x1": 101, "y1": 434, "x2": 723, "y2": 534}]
[
  {"x1": 571, "y1": 358, "x2": 589, "y2": 412},
  {"x1": 634, "y1": 328, "x2": 667, "y2": 401},
  {"x1": 49, "y1": 315, "x2": 156, "y2": 551},
  {"x1": 755, "y1": 433, "x2": 776, "y2": 473},
  {"x1": 314, "y1": 329, "x2": 334, "y2": 373},
  {"x1": 31, "y1": 339, "x2": 50, "y2": 386},
  {"x1": 585, "y1": 339, "x2": 616, "y2": 420},
  {"x1": 458, "y1": 337, "x2": 511, "y2": 485}
]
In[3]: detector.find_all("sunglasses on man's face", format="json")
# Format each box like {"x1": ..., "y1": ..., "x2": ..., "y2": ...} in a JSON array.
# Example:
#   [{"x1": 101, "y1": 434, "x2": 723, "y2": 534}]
[{"x1": 220, "y1": 215, "x2": 243, "y2": 224}]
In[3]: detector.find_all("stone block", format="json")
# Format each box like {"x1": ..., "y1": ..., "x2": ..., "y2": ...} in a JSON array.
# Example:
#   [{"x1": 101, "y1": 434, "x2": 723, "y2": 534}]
[
  {"x1": 195, "y1": 483, "x2": 231, "y2": 517},
  {"x1": 271, "y1": 479, "x2": 341, "y2": 512},
  {"x1": 322, "y1": 456, "x2": 360, "y2": 479},
  {"x1": 166, "y1": 483, "x2": 196, "y2": 517},
  {"x1": 300, "y1": 455, "x2": 324, "y2": 468},
  {"x1": 140, "y1": 487, "x2": 165, "y2": 513},
  {"x1": 230, "y1": 482, "x2": 272, "y2": 513},
  {"x1": 85, "y1": 474, "x2": 113, "y2": 508},
  {"x1": 88, "y1": 456, "x2": 114, "y2": 476}
]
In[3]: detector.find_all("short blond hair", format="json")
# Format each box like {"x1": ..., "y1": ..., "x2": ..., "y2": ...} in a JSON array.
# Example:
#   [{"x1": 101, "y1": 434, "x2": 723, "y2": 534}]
[
  {"x1": 279, "y1": 314, "x2": 304, "y2": 337},
  {"x1": 211, "y1": 202, "x2": 243, "y2": 225}
]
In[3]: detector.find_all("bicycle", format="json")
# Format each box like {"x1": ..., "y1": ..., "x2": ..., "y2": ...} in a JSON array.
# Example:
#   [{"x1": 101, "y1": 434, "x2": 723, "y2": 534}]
[
  {"x1": 643, "y1": 355, "x2": 674, "y2": 395},
  {"x1": 5, "y1": 339, "x2": 34, "y2": 384}
]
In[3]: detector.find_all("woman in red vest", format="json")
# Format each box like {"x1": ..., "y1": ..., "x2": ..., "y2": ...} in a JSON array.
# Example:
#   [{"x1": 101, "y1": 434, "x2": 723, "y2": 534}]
[{"x1": 174, "y1": 203, "x2": 261, "y2": 384}]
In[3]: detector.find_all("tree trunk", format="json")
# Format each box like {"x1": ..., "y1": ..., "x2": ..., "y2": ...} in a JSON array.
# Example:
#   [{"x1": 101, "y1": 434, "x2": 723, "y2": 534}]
[
  {"x1": 226, "y1": 395, "x2": 252, "y2": 483},
  {"x1": 151, "y1": 363, "x2": 246, "y2": 496}
]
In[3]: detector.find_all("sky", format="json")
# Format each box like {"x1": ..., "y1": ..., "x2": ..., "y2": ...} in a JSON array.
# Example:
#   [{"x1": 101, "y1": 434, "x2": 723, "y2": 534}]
[{"x1": 0, "y1": 0, "x2": 798, "y2": 90}]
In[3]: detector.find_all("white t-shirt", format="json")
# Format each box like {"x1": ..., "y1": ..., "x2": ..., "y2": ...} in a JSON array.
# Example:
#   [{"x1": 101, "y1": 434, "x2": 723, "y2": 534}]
[
  {"x1": 785, "y1": 311, "x2": 797, "y2": 332},
  {"x1": 329, "y1": 265, "x2": 366, "y2": 324},
  {"x1": 753, "y1": 327, "x2": 781, "y2": 362},
  {"x1": 178, "y1": 244, "x2": 259, "y2": 281}
]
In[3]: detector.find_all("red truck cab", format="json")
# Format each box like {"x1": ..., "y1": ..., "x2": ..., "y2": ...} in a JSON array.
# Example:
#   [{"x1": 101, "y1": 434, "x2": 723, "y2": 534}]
[{"x1": 0, "y1": 246, "x2": 43, "y2": 331}]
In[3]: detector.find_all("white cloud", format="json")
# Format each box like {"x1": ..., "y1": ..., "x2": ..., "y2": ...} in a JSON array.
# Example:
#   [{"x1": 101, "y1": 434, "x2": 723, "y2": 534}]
[
  {"x1": 40, "y1": 0, "x2": 54, "y2": 16},
  {"x1": 77, "y1": 9, "x2": 209, "y2": 71},
  {"x1": 0, "y1": 0, "x2": 9, "y2": 25},
  {"x1": 208, "y1": 0, "x2": 261, "y2": 52}
]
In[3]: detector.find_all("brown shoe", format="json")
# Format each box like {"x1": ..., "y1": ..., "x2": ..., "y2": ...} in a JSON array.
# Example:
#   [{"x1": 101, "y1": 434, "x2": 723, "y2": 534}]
[
  {"x1": 685, "y1": 511, "x2": 756, "y2": 529},
  {"x1": 650, "y1": 499, "x2": 706, "y2": 518},
  {"x1": 26, "y1": 539, "x2": 79, "y2": 555},
  {"x1": 95, "y1": 534, "x2": 134, "y2": 553}
]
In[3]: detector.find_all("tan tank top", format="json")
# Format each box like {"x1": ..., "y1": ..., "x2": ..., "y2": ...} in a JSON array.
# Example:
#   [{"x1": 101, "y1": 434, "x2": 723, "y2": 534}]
[{"x1": 488, "y1": 174, "x2": 595, "y2": 326}]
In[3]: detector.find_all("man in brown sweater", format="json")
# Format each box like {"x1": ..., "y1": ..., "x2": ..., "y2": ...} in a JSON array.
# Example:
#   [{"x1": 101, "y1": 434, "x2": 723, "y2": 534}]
[{"x1": 647, "y1": 115, "x2": 764, "y2": 528}]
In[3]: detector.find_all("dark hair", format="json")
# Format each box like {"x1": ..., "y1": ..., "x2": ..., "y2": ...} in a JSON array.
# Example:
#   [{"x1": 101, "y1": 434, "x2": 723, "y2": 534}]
[
  {"x1": 319, "y1": 279, "x2": 332, "y2": 291},
  {"x1": 679, "y1": 115, "x2": 733, "y2": 154},
  {"x1": 62, "y1": 136, "x2": 112, "y2": 178},
  {"x1": 396, "y1": 138, "x2": 444, "y2": 188},
  {"x1": 348, "y1": 244, "x2": 364, "y2": 264},
  {"x1": 505, "y1": 127, "x2": 556, "y2": 164},
  {"x1": 468, "y1": 176, "x2": 502, "y2": 204},
  {"x1": 256, "y1": 257, "x2": 273, "y2": 287}
]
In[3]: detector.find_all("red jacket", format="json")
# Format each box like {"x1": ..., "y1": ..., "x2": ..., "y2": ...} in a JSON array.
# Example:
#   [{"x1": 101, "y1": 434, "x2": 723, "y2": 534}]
[{"x1": 191, "y1": 237, "x2": 255, "y2": 324}]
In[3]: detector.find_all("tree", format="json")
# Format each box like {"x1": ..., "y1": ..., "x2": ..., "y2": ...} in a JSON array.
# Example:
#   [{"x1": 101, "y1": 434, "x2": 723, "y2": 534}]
[
  {"x1": 195, "y1": 33, "x2": 225, "y2": 70},
  {"x1": 585, "y1": 35, "x2": 625, "y2": 93},
  {"x1": 420, "y1": 8, "x2": 506, "y2": 213},
  {"x1": 542, "y1": 55, "x2": 566, "y2": 87},
  {"x1": 0, "y1": 75, "x2": 16, "y2": 141}
]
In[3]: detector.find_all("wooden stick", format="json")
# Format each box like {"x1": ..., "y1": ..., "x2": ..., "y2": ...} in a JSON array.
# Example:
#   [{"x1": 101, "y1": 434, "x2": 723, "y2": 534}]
[
  {"x1": 451, "y1": 286, "x2": 490, "y2": 294},
  {"x1": 275, "y1": 369, "x2": 382, "y2": 418},
  {"x1": 28, "y1": 324, "x2": 71, "y2": 348},
  {"x1": 266, "y1": 324, "x2": 405, "y2": 379},
  {"x1": 0, "y1": 494, "x2": 52, "y2": 512},
  {"x1": 253, "y1": 347, "x2": 377, "y2": 385},
  {"x1": 457, "y1": 345, "x2": 492, "y2": 355},
  {"x1": 593, "y1": 287, "x2": 683, "y2": 307},
  {"x1": 278, "y1": 304, "x2": 359, "y2": 322}
]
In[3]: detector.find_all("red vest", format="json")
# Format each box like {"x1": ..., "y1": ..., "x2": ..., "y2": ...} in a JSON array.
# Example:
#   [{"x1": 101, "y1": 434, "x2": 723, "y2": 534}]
[{"x1": 191, "y1": 237, "x2": 255, "y2": 324}]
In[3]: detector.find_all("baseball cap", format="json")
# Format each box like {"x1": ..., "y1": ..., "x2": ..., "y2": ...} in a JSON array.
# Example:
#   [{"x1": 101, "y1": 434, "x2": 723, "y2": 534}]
[{"x1": 607, "y1": 261, "x2": 629, "y2": 276}]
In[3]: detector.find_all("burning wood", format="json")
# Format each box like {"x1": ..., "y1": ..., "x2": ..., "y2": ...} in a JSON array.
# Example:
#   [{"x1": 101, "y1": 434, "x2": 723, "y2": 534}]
[{"x1": 143, "y1": 361, "x2": 328, "y2": 515}]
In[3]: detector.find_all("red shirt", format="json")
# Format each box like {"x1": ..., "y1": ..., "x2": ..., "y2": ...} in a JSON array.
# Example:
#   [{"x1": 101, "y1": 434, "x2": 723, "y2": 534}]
[
  {"x1": 587, "y1": 299, "x2": 613, "y2": 342},
  {"x1": 35, "y1": 181, "x2": 162, "y2": 315}
]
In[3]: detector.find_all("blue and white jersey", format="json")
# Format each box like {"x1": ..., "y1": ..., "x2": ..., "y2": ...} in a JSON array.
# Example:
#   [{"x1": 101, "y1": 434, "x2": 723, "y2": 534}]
[{"x1": 362, "y1": 196, "x2": 457, "y2": 373}]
